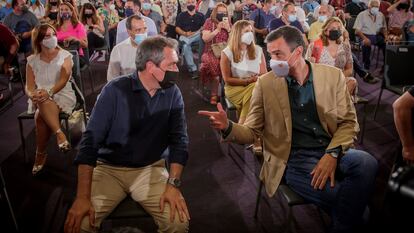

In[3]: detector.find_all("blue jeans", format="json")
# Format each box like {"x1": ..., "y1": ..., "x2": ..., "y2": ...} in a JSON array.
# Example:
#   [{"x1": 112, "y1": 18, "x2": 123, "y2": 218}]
[
  {"x1": 285, "y1": 148, "x2": 378, "y2": 233},
  {"x1": 179, "y1": 32, "x2": 200, "y2": 72}
]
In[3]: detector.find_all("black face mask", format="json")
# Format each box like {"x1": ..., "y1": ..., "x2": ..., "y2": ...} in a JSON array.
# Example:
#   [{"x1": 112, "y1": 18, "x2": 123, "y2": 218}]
[
  {"x1": 48, "y1": 11, "x2": 58, "y2": 20},
  {"x1": 85, "y1": 13, "x2": 93, "y2": 18},
  {"x1": 397, "y1": 3, "x2": 410, "y2": 10},
  {"x1": 50, "y1": 1, "x2": 58, "y2": 6},
  {"x1": 187, "y1": 4, "x2": 195, "y2": 12},
  {"x1": 216, "y1": 13, "x2": 227, "y2": 22},
  {"x1": 157, "y1": 69, "x2": 179, "y2": 89},
  {"x1": 328, "y1": 30, "x2": 342, "y2": 41}
]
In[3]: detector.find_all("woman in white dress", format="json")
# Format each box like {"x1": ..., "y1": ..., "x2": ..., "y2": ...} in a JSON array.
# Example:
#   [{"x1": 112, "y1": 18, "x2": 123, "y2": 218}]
[{"x1": 26, "y1": 23, "x2": 76, "y2": 175}]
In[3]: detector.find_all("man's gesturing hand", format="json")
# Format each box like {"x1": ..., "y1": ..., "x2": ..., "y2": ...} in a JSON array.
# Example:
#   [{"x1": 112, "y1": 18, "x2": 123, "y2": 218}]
[{"x1": 198, "y1": 103, "x2": 229, "y2": 130}]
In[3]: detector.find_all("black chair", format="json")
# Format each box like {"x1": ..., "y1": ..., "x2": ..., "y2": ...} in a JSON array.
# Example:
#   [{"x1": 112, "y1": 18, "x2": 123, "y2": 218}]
[
  {"x1": 355, "y1": 96, "x2": 368, "y2": 144},
  {"x1": 219, "y1": 78, "x2": 238, "y2": 120},
  {"x1": 373, "y1": 43, "x2": 414, "y2": 120},
  {"x1": 17, "y1": 77, "x2": 87, "y2": 163}
]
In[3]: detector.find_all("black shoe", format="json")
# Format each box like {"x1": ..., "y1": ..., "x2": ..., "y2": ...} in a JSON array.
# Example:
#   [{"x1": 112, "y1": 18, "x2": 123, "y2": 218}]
[
  {"x1": 190, "y1": 71, "x2": 199, "y2": 80},
  {"x1": 362, "y1": 73, "x2": 379, "y2": 84}
]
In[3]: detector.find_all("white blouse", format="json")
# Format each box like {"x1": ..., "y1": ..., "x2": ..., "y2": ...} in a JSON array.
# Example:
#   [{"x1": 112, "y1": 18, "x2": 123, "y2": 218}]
[
  {"x1": 223, "y1": 45, "x2": 263, "y2": 79},
  {"x1": 27, "y1": 49, "x2": 76, "y2": 114}
]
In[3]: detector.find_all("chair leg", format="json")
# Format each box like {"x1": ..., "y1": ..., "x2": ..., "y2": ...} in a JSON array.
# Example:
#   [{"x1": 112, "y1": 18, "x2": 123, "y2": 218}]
[
  {"x1": 373, "y1": 80, "x2": 385, "y2": 120},
  {"x1": 359, "y1": 103, "x2": 367, "y2": 144},
  {"x1": 18, "y1": 118, "x2": 27, "y2": 163},
  {"x1": 254, "y1": 181, "x2": 263, "y2": 219}
]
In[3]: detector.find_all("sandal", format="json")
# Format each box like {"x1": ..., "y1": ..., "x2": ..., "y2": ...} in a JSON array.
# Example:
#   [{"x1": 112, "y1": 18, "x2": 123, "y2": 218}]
[
  {"x1": 210, "y1": 95, "x2": 218, "y2": 105},
  {"x1": 56, "y1": 128, "x2": 71, "y2": 153},
  {"x1": 32, "y1": 151, "x2": 47, "y2": 175}
]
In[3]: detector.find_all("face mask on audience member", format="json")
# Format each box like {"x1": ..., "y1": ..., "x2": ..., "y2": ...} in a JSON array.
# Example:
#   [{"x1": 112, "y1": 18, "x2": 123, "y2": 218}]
[
  {"x1": 370, "y1": 7, "x2": 379, "y2": 15},
  {"x1": 134, "y1": 32, "x2": 147, "y2": 44},
  {"x1": 351, "y1": 0, "x2": 360, "y2": 3},
  {"x1": 50, "y1": 1, "x2": 58, "y2": 6},
  {"x1": 269, "y1": 48, "x2": 298, "y2": 77},
  {"x1": 42, "y1": 36, "x2": 58, "y2": 49},
  {"x1": 153, "y1": 67, "x2": 179, "y2": 89},
  {"x1": 1, "y1": 1, "x2": 6, "y2": 7},
  {"x1": 84, "y1": 10, "x2": 93, "y2": 17},
  {"x1": 110, "y1": 4, "x2": 116, "y2": 10},
  {"x1": 241, "y1": 31, "x2": 254, "y2": 45},
  {"x1": 216, "y1": 12, "x2": 227, "y2": 22},
  {"x1": 125, "y1": 8, "x2": 134, "y2": 17},
  {"x1": 328, "y1": 29, "x2": 342, "y2": 40},
  {"x1": 187, "y1": 4, "x2": 195, "y2": 12},
  {"x1": 61, "y1": 12, "x2": 72, "y2": 20},
  {"x1": 270, "y1": 5, "x2": 277, "y2": 13},
  {"x1": 142, "y1": 2, "x2": 152, "y2": 10},
  {"x1": 48, "y1": 11, "x2": 58, "y2": 19},
  {"x1": 31, "y1": 0, "x2": 36, "y2": 5},
  {"x1": 397, "y1": 3, "x2": 410, "y2": 10},
  {"x1": 318, "y1": 15, "x2": 327, "y2": 22},
  {"x1": 288, "y1": 14, "x2": 296, "y2": 22}
]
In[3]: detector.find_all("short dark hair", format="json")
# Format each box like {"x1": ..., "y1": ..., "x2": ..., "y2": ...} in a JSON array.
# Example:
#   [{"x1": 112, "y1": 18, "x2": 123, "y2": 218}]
[
  {"x1": 12, "y1": 0, "x2": 19, "y2": 9},
  {"x1": 126, "y1": 15, "x2": 143, "y2": 30},
  {"x1": 135, "y1": 36, "x2": 178, "y2": 71},
  {"x1": 127, "y1": 0, "x2": 141, "y2": 8},
  {"x1": 265, "y1": 26, "x2": 307, "y2": 57}
]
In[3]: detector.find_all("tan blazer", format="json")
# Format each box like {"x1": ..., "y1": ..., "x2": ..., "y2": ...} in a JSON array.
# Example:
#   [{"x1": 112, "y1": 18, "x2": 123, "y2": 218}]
[{"x1": 225, "y1": 62, "x2": 359, "y2": 197}]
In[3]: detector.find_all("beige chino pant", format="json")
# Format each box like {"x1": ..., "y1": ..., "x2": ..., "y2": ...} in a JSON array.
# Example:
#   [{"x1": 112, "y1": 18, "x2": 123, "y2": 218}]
[{"x1": 80, "y1": 159, "x2": 189, "y2": 233}]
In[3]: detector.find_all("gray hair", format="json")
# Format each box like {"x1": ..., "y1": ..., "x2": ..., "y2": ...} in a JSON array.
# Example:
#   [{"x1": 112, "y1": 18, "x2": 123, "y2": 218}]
[
  {"x1": 126, "y1": 15, "x2": 143, "y2": 30},
  {"x1": 265, "y1": 26, "x2": 307, "y2": 57},
  {"x1": 368, "y1": 0, "x2": 380, "y2": 7},
  {"x1": 135, "y1": 36, "x2": 178, "y2": 71}
]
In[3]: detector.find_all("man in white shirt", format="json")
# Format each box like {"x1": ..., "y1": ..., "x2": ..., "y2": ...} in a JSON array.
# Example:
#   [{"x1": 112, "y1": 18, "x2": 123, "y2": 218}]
[
  {"x1": 116, "y1": 0, "x2": 157, "y2": 45},
  {"x1": 108, "y1": 15, "x2": 148, "y2": 82}
]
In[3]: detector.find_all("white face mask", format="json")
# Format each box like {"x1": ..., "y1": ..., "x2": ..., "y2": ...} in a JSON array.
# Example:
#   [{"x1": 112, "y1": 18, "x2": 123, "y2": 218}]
[
  {"x1": 269, "y1": 49, "x2": 298, "y2": 77},
  {"x1": 42, "y1": 36, "x2": 58, "y2": 49},
  {"x1": 241, "y1": 31, "x2": 254, "y2": 45},
  {"x1": 109, "y1": 4, "x2": 115, "y2": 10}
]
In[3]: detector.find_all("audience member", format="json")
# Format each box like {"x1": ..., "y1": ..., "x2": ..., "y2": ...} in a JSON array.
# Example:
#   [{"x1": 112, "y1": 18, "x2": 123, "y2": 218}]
[
  {"x1": 331, "y1": 0, "x2": 347, "y2": 10},
  {"x1": 199, "y1": 25, "x2": 378, "y2": 233},
  {"x1": 344, "y1": 0, "x2": 367, "y2": 17},
  {"x1": 114, "y1": 0, "x2": 125, "y2": 18},
  {"x1": 97, "y1": 0, "x2": 120, "y2": 49},
  {"x1": 64, "y1": 36, "x2": 190, "y2": 233},
  {"x1": 55, "y1": 2, "x2": 88, "y2": 65},
  {"x1": 116, "y1": 0, "x2": 157, "y2": 44},
  {"x1": 26, "y1": 23, "x2": 75, "y2": 175},
  {"x1": 43, "y1": 0, "x2": 60, "y2": 25},
  {"x1": 302, "y1": 0, "x2": 319, "y2": 14},
  {"x1": 306, "y1": 17, "x2": 358, "y2": 101},
  {"x1": 0, "y1": 23, "x2": 19, "y2": 75},
  {"x1": 107, "y1": 15, "x2": 148, "y2": 81},
  {"x1": 4, "y1": 0, "x2": 40, "y2": 55},
  {"x1": 141, "y1": 0, "x2": 165, "y2": 34},
  {"x1": 387, "y1": 0, "x2": 413, "y2": 30},
  {"x1": 354, "y1": 0, "x2": 386, "y2": 70},
  {"x1": 175, "y1": 0, "x2": 205, "y2": 79},
  {"x1": 307, "y1": 4, "x2": 331, "y2": 42},
  {"x1": 162, "y1": 0, "x2": 179, "y2": 38},
  {"x1": 221, "y1": 20, "x2": 267, "y2": 124},
  {"x1": 393, "y1": 87, "x2": 414, "y2": 164},
  {"x1": 250, "y1": 0, "x2": 276, "y2": 46},
  {"x1": 80, "y1": 2, "x2": 105, "y2": 56},
  {"x1": 200, "y1": 2, "x2": 231, "y2": 105},
  {"x1": 29, "y1": 0, "x2": 45, "y2": 19},
  {"x1": 0, "y1": 0, "x2": 13, "y2": 21}
]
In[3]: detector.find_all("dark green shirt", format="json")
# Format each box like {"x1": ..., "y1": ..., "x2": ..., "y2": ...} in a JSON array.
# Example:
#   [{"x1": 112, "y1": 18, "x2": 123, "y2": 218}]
[{"x1": 286, "y1": 62, "x2": 331, "y2": 150}]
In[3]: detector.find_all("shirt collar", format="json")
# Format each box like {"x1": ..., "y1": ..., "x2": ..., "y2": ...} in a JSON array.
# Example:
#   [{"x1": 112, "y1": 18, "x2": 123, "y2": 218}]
[
  {"x1": 131, "y1": 72, "x2": 165, "y2": 94},
  {"x1": 286, "y1": 60, "x2": 313, "y2": 86}
]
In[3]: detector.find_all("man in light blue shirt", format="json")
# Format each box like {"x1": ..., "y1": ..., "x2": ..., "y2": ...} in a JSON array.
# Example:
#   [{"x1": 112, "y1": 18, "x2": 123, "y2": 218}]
[
  {"x1": 302, "y1": 0, "x2": 320, "y2": 15},
  {"x1": 116, "y1": 0, "x2": 157, "y2": 45},
  {"x1": 0, "y1": 0, "x2": 13, "y2": 21}
]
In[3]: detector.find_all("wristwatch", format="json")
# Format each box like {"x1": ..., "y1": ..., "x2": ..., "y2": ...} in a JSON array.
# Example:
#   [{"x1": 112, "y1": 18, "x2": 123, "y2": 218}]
[
  {"x1": 167, "y1": 177, "x2": 181, "y2": 188},
  {"x1": 329, "y1": 152, "x2": 339, "y2": 159},
  {"x1": 47, "y1": 88, "x2": 54, "y2": 98}
]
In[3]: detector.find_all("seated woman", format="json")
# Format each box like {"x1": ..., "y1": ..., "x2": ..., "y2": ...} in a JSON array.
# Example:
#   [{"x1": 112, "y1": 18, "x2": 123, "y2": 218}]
[
  {"x1": 201, "y1": 2, "x2": 231, "y2": 105},
  {"x1": 43, "y1": 0, "x2": 61, "y2": 25},
  {"x1": 29, "y1": 0, "x2": 46, "y2": 19},
  {"x1": 79, "y1": 3, "x2": 105, "y2": 56},
  {"x1": 26, "y1": 23, "x2": 76, "y2": 175},
  {"x1": 55, "y1": 2, "x2": 88, "y2": 66},
  {"x1": 221, "y1": 19, "x2": 267, "y2": 124},
  {"x1": 306, "y1": 17, "x2": 357, "y2": 102}
]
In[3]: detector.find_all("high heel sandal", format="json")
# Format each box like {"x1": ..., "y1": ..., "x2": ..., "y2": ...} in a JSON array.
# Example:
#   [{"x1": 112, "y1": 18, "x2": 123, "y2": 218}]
[
  {"x1": 56, "y1": 128, "x2": 71, "y2": 153},
  {"x1": 32, "y1": 151, "x2": 47, "y2": 175}
]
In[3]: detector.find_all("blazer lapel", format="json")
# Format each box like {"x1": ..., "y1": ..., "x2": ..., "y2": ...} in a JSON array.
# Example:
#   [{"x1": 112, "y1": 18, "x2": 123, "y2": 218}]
[
  {"x1": 312, "y1": 64, "x2": 329, "y2": 134},
  {"x1": 273, "y1": 76, "x2": 292, "y2": 138}
]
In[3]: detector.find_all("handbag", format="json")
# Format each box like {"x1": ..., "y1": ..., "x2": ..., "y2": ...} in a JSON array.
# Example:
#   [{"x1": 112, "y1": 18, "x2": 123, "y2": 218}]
[{"x1": 211, "y1": 23, "x2": 227, "y2": 58}]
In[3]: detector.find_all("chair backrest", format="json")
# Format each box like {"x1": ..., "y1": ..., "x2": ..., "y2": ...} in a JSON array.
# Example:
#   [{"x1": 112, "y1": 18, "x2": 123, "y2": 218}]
[
  {"x1": 68, "y1": 50, "x2": 83, "y2": 92},
  {"x1": 103, "y1": 19, "x2": 110, "y2": 49},
  {"x1": 384, "y1": 43, "x2": 414, "y2": 88}
]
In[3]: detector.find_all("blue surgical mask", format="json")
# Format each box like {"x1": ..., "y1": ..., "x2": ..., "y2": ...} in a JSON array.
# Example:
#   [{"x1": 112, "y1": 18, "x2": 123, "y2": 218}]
[
  {"x1": 352, "y1": 0, "x2": 360, "y2": 3},
  {"x1": 134, "y1": 32, "x2": 147, "y2": 44},
  {"x1": 125, "y1": 8, "x2": 134, "y2": 17},
  {"x1": 318, "y1": 15, "x2": 327, "y2": 22},
  {"x1": 142, "y1": 2, "x2": 152, "y2": 10},
  {"x1": 288, "y1": 14, "x2": 297, "y2": 22},
  {"x1": 270, "y1": 5, "x2": 277, "y2": 13},
  {"x1": 6, "y1": 0, "x2": 12, "y2": 4},
  {"x1": 370, "y1": 7, "x2": 379, "y2": 15},
  {"x1": 31, "y1": 0, "x2": 36, "y2": 4}
]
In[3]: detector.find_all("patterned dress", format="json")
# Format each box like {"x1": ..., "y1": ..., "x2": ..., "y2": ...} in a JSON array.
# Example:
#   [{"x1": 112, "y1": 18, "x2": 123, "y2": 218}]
[{"x1": 200, "y1": 18, "x2": 230, "y2": 84}]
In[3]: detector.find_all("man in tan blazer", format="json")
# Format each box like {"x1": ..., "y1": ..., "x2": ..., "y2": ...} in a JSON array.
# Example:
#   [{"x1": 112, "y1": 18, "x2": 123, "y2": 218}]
[{"x1": 199, "y1": 26, "x2": 378, "y2": 233}]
